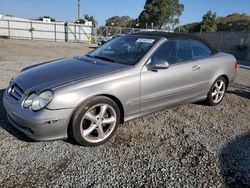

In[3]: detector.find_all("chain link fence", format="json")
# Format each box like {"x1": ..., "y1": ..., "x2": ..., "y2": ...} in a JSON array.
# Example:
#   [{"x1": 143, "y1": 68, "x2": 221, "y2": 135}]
[
  {"x1": 193, "y1": 31, "x2": 250, "y2": 61},
  {"x1": 1, "y1": 19, "x2": 249, "y2": 61}
]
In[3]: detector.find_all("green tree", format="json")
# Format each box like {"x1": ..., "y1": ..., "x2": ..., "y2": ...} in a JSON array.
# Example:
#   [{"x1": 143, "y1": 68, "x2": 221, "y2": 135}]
[
  {"x1": 201, "y1": 10, "x2": 217, "y2": 32},
  {"x1": 217, "y1": 13, "x2": 250, "y2": 31},
  {"x1": 74, "y1": 19, "x2": 85, "y2": 24},
  {"x1": 105, "y1": 16, "x2": 132, "y2": 27},
  {"x1": 84, "y1": 14, "x2": 98, "y2": 26},
  {"x1": 128, "y1": 18, "x2": 141, "y2": 28},
  {"x1": 175, "y1": 22, "x2": 201, "y2": 32},
  {"x1": 178, "y1": 12, "x2": 250, "y2": 33},
  {"x1": 74, "y1": 15, "x2": 97, "y2": 26},
  {"x1": 138, "y1": 0, "x2": 184, "y2": 29}
]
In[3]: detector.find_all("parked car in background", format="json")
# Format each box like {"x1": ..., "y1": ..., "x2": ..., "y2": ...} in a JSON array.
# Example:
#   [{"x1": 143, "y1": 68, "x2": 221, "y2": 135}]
[
  {"x1": 3, "y1": 31, "x2": 238, "y2": 146},
  {"x1": 98, "y1": 34, "x2": 124, "y2": 46}
]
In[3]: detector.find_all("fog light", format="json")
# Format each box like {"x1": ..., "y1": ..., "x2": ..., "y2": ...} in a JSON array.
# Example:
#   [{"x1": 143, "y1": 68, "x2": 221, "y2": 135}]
[{"x1": 47, "y1": 120, "x2": 58, "y2": 124}]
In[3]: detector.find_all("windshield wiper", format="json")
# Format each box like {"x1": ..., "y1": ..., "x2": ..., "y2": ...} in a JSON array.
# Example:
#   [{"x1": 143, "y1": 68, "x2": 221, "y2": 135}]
[{"x1": 88, "y1": 55, "x2": 118, "y2": 64}]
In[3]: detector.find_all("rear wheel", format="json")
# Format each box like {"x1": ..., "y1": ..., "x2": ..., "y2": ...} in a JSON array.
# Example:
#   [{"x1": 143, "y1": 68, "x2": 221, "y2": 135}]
[
  {"x1": 70, "y1": 96, "x2": 120, "y2": 146},
  {"x1": 205, "y1": 76, "x2": 226, "y2": 106}
]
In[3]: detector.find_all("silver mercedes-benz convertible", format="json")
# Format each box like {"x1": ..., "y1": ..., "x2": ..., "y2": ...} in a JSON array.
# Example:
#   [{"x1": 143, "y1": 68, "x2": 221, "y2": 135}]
[{"x1": 3, "y1": 31, "x2": 238, "y2": 146}]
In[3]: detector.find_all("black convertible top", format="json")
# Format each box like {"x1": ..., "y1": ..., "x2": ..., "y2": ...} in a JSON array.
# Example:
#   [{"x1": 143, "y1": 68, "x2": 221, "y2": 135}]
[
  {"x1": 131, "y1": 31, "x2": 198, "y2": 39},
  {"x1": 131, "y1": 31, "x2": 218, "y2": 54}
]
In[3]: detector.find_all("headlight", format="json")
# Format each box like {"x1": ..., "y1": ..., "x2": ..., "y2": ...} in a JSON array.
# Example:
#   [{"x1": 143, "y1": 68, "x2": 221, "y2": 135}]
[
  {"x1": 23, "y1": 93, "x2": 37, "y2": 108},
  {"x1": 23, "y1": 91, "x2": 53, "y2": 111}
]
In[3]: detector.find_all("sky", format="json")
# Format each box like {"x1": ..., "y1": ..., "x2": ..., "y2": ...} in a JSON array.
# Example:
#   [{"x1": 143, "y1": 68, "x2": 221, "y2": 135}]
[{"x1": 1, "y1": 0, "x2": 250, "y2": 26}]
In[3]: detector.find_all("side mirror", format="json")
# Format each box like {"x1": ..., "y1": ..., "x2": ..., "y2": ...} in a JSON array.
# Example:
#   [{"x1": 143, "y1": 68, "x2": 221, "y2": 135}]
[{"x1": 147, "y1": 59, "x2": 170, "y2": 71}]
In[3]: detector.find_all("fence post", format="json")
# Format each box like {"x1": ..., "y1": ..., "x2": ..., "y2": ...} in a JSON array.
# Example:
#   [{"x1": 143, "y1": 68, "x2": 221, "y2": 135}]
[
  {"x1": 30, "y1": 22, "x2": 33, "y2": 40},
  {"x1": 94, "y1": 26, "x2": 97, "y2": 44},
  {"x1": 106, "y1": 26, "x2": 109, "y2": 37},
  {"x1": 7, "y1": 20, "x2": 10, "y2": 38},
  {"x1": 54, "y1": 23, "x2": 57, "y2": 42},
  {"x1": 64, "y1": 22, "x2": 68, "y2": 42},
  {"x1": 199, "y1": 24, "x2": 203, "y2": 37},
  {"x1": 91, "y1": 26, "x2": 96, "y2": 44},
  {"x1": 247, "y1": 32, "x2": 250, "y2": 61},
  {"x1": 218, "y1": 32, "x2": 223, "y2": 50},
  {"x1": 247, "y1": 32, "x2": 250, "y2": 45},
  {"x1": 78, "y1": 25, "x2": 81, "y2": 42},
  {"x1": 74, "y1": 24, "x2": 77, "y2": 42}
]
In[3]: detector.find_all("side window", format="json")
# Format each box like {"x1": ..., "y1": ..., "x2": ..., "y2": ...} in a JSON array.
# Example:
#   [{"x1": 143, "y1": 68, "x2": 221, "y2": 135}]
[
  {"x1": 190, "y1": 40, "x2": 212, "y2": 59},
  {"x1": 151, "y1": 40, "x2": 178, "y2": 65},
  {"x1": 176, "y1": 40, "x2": 193, "y2": 62},
  {"x1": 151, "y1": 39, "x2": 193, "y2": 65}
]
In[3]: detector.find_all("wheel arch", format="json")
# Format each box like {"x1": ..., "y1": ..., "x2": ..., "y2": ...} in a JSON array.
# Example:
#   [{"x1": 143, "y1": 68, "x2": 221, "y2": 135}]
[
  {"x1": 101, "y1": 94, "x2": 125, "y2": 124},
  {"x1": 67, "y1": 94, "x2": 125, "y2": 136},
  {"x1": 220, "y1": 74, "x2": 229, "y2": 89}
]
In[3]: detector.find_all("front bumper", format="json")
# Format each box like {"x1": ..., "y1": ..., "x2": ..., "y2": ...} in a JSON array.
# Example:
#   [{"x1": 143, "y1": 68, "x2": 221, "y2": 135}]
[{"x1": 3, "y1": 90, "x2": 74, "y2": 141}]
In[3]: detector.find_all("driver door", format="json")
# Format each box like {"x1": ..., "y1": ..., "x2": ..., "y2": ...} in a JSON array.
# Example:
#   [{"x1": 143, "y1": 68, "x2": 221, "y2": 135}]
[{"x1": 140, "y1": 39, "x2": 205, "y2": 113}]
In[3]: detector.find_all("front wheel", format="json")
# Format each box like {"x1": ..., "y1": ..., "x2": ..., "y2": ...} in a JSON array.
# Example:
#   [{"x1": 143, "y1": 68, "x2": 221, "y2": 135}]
[
  {"x1": 205, "y1": 76, "x2": 226, "y2": 106},
  {"x1": 70, "y1": 96, "x2": 120, "y2": 146}
]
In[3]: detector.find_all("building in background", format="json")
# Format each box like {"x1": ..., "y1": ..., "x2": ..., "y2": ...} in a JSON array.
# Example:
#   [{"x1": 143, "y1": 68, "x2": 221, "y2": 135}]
[
  {"x1": 84, "y1": 19, "x2": 93, "y2": 26},
  {"x1": 0, "y1": 13, "x2": 33, "y2": 22},
  {"x1": 0, "y1": 13, "x2": 92, "y2": 26},
  {"x1": 0, "y1": 13, "x2": 93, "y2": 42}
]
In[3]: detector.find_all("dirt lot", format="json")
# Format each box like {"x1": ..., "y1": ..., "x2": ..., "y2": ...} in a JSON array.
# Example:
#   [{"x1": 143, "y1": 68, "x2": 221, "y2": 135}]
[{"x1": 0, "y1": 39, "x2": 250, "y2": 187}]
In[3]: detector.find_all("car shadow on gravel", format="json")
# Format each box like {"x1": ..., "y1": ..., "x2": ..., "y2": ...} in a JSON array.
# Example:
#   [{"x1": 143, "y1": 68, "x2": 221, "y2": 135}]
[
  {"x1": 219, "y1": 131, "x2": 250, "y2": 187},
  {"x1": 227, "y1": 90, "x2": 250, "y2": 100},
  {"x1": 0, "y1": 89, "x2": 35, "y2": 142},
  {"x1": 227, "y1": 84, "x2": 250, "y2": 100}
]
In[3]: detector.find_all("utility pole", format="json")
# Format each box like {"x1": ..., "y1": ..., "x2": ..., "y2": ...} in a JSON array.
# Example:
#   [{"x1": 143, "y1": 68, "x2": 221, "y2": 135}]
[
  {"x1": 77, "y1": 0, "x2": 80, "y2": 20},
  {"x1": 77, "y1": 0, "x2": 81, "y2": 42}
]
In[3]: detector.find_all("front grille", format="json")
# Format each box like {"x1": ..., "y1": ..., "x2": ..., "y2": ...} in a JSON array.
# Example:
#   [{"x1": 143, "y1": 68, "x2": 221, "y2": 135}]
[{"x1": 8, "y1": 83, "x2": 24, "y2": 101}]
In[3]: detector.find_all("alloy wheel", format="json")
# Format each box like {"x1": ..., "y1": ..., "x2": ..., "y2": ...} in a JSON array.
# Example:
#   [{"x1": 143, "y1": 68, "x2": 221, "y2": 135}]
[
  {"x1": 80, "y1": 104, "x2": 117, "y2": 143},
  {"x1": 211, "y1": 80, "x2": 226, "y2": 104}
]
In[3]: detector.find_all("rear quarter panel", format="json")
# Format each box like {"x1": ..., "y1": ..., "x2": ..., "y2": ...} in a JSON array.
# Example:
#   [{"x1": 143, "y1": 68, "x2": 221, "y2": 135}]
[
  {"x1": 201, "y1": 52, "x2": 237, "y2": 91},
  {"x1": 211, "y1": 52, "x2": 237, "y2": 85}
]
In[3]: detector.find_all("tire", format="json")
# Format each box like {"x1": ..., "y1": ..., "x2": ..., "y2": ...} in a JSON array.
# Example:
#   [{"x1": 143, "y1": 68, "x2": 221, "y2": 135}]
[
  {"x1": 70, "y1": 96, "x2": 120, "y2": 146},
  {"x1": 205, "y1": 76, "x2": 226, "y2": 106}
]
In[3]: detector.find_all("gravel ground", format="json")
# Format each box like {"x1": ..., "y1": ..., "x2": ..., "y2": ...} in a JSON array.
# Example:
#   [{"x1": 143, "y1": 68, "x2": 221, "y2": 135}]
[{"x1": 0, "y1": 39, "x2": 250, "y2": 187}]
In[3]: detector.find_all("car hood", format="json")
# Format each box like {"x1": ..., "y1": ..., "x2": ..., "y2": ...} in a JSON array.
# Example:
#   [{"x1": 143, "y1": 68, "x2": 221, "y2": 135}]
[{"x1": 14, "y1": 56, "x2": 129, "y2": 92}]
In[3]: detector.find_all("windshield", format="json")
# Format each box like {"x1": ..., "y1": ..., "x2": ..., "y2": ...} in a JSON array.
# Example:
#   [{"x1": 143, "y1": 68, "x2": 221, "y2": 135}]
[{"x1": 88, "y1": 36, "x2": 158, "y2": 65}]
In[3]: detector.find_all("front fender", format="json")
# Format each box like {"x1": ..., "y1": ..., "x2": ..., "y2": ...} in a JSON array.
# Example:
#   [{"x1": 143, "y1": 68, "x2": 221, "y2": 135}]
[{"x1": 46, "y1": 68, "x2": 141, "y2": 117}]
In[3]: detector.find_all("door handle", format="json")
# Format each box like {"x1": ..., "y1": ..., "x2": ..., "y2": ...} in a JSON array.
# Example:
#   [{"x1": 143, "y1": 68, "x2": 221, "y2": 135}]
[{"x1": 192, "y1": 65, "x2": 200, "y2": 71}]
